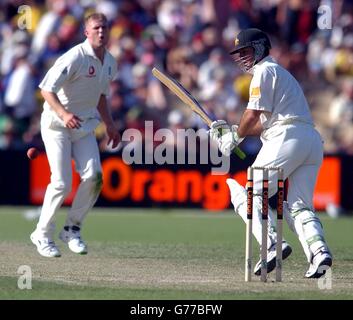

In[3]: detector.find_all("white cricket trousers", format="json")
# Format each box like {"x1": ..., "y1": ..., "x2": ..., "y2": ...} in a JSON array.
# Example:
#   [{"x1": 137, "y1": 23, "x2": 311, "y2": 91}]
[
  {"x1": 36, "y1": 121, "x2": 102, "y2": 237},
  {"x1": 228, "y1": 122, "x2": 324, "y2": 251}
]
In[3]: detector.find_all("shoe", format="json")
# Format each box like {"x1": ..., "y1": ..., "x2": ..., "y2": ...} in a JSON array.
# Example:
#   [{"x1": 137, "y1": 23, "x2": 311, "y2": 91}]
[
  {"x1": 59, "y1": 226, "x2": 87, "y2": 254},
  {"x1": 305, "y1": 249, "x2": 332, "y2": 278},
  {"x1": 254, "y1": 242, "x2": 292, "y2": 276},
  {"x1": 30, "y1": 231, "x2": 61, "y2": 258}
]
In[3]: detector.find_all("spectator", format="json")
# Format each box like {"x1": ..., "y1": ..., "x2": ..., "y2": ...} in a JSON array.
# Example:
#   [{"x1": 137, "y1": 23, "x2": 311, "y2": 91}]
[
  {"x1": 325, "y1": 77, "x2": 353, "y2": 154},
  {"x1": 4, "y1": 45, "x2": 37, "y2": 139},
  {"x1": 329, "y1": 77, "x2": 353, "y2": 126},
  {"x1": 0, "y1": 0, "x2": 352, "y2": 156}
]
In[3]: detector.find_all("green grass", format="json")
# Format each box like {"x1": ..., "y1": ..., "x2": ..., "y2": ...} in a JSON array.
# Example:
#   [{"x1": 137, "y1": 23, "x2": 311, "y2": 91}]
[{"x1": 0, "y1": 206, "x2": 352, "y2": 300}]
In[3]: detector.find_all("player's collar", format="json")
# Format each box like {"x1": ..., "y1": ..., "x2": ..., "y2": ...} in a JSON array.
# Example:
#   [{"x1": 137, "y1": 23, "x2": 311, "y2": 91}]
[
  {"x1": 253, "y1": 56, "x2": 275, "y2": 71},
  {"x1": 82, "y1": 39, "x2": 106, "y2": 61}
]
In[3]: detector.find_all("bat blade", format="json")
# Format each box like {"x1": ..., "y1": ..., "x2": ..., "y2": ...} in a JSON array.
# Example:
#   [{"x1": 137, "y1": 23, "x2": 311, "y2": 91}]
[
  {"x1": 152, "y1": 67, "x2": 212, "y2": 126},
  {"x1": 152, "y1": 67, "x2": 246, "y2": 160}
]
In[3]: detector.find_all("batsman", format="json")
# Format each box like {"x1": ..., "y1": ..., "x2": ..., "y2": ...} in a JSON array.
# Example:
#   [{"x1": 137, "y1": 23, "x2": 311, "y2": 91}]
[{"x1": 210, "y1": 28, "x2": 332, "y2": 278}]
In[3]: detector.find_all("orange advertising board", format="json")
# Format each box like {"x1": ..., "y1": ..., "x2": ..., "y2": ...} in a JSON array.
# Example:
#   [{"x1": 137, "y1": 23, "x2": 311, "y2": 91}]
[
  {"x1": 29, "y1": 153, "x2": 80, "y2": 205},
  {"x1": 30, "y1": 155, "x2": 341, "y2": 211},
  {"x1": 313, "y1": 157, "x2": 341, "y2": 208}
]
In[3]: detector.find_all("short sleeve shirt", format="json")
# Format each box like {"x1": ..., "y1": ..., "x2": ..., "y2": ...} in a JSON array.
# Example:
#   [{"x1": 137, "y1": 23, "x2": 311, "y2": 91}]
[
  {"x1": 39, "y1": 39, "x2": 117, "y2": 118},
  {"x1": 247, "y1": 56, "x2": 313, "y2": 129}
]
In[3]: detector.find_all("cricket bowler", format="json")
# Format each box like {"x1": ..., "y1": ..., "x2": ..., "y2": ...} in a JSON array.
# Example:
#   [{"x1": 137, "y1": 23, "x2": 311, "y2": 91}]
[{"x1": 30, "y1": 13, "x2": 119, "y2": 258}]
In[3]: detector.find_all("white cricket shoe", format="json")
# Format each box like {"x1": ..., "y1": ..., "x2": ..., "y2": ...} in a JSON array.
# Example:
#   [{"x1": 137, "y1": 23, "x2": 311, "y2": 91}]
[
  {"x1": 305, "y1": 249, "x2": 332, "y2": 278},
  {"x1": 59, "y1": 226, "x2": 87, "y2": 254},
  {"x1": 30, "y1": 231, "x2": 61, "y2": 258},
  {"x1": 254, "y1": 241, "x2": 292, "y2": 276}
]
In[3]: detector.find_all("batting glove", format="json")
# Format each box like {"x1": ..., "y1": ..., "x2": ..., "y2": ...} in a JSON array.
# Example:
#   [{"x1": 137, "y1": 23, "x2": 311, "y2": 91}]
[
  {"x1": 209, "y1": 120, "x2": 230, "y2": 141},
  {"x1": 218, "y1": 125, "x2": 244, "y2": 156}
]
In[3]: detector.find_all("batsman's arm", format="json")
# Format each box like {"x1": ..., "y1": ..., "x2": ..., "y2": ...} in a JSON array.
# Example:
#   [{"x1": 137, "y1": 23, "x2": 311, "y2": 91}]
[{"x1": 237, "y1": 109, "x2": 264, "y2": 137}]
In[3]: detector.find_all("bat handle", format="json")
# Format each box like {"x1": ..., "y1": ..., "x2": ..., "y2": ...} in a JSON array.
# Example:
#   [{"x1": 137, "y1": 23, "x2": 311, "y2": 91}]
[{"x1": 234, "y1": 145, "x2": 246, "y2": 160}]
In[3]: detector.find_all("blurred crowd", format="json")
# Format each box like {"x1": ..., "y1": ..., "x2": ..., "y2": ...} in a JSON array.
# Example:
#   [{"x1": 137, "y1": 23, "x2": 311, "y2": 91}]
[{"x1": 1, "y1": 0, "x2": 353, "y2": 155}]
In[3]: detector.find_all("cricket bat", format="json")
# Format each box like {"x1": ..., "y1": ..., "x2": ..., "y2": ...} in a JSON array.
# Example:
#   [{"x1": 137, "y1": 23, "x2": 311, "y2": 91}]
[{"x1": 152, "y1": 67, "x2": 246, "y2": 160}]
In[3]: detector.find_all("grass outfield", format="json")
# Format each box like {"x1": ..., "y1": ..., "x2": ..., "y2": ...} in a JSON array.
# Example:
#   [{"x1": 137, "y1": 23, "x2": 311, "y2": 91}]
[{"x1": 0, "y1": 206, "x2": 352, "y2": 300}]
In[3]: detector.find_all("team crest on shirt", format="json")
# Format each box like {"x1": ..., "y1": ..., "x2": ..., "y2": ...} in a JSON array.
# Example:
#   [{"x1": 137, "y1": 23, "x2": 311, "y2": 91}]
[{"x1": 86, "y1": 65, "x2": 96, "y2": 77}]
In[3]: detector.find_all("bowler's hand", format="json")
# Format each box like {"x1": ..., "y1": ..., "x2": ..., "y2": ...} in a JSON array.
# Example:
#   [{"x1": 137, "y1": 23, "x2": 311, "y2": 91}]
[
  {"x1": 62, "y1": 112, "x2": 83, "y2": 129},
  {"x1": 106, "y1": 124, "x2": 121, "y2": 149}
]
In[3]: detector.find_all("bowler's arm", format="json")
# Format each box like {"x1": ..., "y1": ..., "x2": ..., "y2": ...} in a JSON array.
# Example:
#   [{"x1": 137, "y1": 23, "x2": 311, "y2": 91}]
[
  {"x1": 97, "y1": 94, "x2": 120, "y2": 148},
  {"x1": 40, "y1": 89, "x2": 82, "y2": 129},
  {"x1": 237, "y1": 109, "x2": 264, "y2": 137}
]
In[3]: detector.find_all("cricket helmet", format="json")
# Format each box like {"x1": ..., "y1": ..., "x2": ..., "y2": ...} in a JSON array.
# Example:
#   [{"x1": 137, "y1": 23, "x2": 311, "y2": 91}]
[{"x1": 230, "y1": 28, "x2": 271, "y2": 73}]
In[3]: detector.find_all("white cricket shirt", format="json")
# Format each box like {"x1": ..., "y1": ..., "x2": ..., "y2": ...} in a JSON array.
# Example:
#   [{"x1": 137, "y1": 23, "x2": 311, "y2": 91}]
[
  {"x1": 39, "y1": 39, "x2": 117, "y2": 118},
  {"x1": 247, "y1": 56, "x2": 313, "y2": 129}
]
